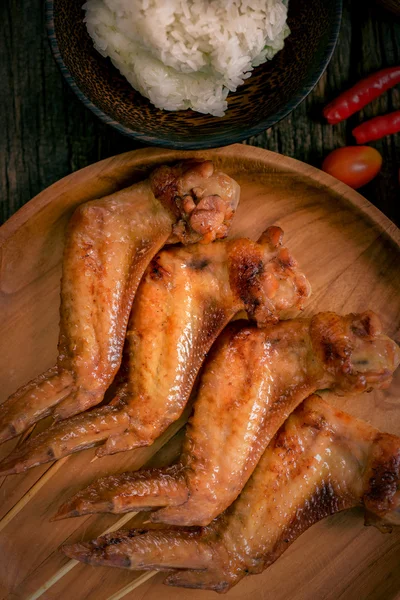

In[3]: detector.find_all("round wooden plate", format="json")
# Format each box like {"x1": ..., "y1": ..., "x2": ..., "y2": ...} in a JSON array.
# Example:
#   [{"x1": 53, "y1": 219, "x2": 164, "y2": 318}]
[{"x1": 0, "y1": 145, "x2": 399, "y2": 600}]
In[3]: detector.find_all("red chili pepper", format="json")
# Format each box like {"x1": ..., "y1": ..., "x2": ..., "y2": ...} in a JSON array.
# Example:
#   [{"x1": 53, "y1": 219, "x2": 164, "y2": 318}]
[
  {"x1": 323, "y1": 66, "x2": 400, "y2": 124},
  {"x1": 353, "y1": 111, "x2": 400, "y2": 143}
]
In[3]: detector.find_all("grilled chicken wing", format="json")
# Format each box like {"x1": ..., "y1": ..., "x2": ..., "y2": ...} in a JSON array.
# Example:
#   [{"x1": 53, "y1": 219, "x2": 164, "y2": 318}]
[
  {"x1": 63, "y1": 394, "x2": 400, "y2": 593},
  {"x1": 56, "y1": 312, "x2": 400, "y2": 524},
  {"x1": 0, "y1": 227, "x2": 310, "y2": 475},
  {"x1": 0, "y1": 161, "x2": 239, "y2": 444}
]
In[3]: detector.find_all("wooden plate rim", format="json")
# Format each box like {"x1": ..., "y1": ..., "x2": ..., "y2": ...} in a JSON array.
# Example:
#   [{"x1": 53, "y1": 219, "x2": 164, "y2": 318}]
[
  {"x1": 0, "y1": 146, "x2": 399, "y2": 599},
  {"x1": 1, "y1": 144, "x2": 399, "y2": 248}
]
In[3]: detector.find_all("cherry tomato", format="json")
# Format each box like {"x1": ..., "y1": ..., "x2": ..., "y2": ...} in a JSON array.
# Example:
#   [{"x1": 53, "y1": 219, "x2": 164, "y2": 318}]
[{"x1": 322, "y1": 146, "x2": 382, "y2": 189}]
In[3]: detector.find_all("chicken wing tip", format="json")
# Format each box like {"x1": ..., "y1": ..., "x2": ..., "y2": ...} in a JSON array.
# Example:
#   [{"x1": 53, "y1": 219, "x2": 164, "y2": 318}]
[
  {"x1": 50, "y1": 509, "x2": 77, "y2": 522},
  {"x1": 0, "y1": 425, "x2": 16, "y2": 445},
  {"x1": 62, "y1": 542, "x2": 92, "y2": 564},
  {"x1": 0, "y1": 457, "x2": 27, "y2": 477}
]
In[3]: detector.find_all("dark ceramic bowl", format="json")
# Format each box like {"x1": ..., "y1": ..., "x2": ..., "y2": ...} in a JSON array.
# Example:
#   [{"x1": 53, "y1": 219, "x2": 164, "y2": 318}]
[{"x1": 46, "y1": 0, "x2": 342, "y2": 149}]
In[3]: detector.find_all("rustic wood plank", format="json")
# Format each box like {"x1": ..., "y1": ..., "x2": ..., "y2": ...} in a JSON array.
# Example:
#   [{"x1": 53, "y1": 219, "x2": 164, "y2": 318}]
[
  {"x1": 0, "y1": 0, "x2": 140, "y2": 224},
  {"x1": 246, "y1": 1, "x2": 400, "y2": 226},
  {"x1": 0, "y1": 0, "x2": 399, "y2": 226}
]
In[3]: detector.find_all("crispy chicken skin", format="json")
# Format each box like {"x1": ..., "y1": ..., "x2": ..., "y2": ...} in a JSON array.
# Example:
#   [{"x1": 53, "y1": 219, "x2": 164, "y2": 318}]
[
  {"x1": 63, "y1": 395, "x2": 400, "y2": 593},
  {"x1": 0, "y1": 227, "x2": 310, "y2": 475},
  {"x1": 56, "y1": 312, "x2": 400, "y2": 524},
  {"x1": 0, "y1": 161, "x2": 239, "y2": 444}
]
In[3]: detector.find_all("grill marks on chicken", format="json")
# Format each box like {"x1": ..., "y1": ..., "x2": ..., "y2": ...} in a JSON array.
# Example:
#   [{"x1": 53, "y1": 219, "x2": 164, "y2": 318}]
[
  {"x1": 0, "y1": 161, "x2": 240, "y2": 444},
  {"x1": 56, "y1": 312, "x2": 400, "y2": 524},
  {"x1": 63, "y1": 395, "x2": 400, "y2": 593},
  {"x1": 0, "y1": 228, "x2": 311, "y2": 475}
]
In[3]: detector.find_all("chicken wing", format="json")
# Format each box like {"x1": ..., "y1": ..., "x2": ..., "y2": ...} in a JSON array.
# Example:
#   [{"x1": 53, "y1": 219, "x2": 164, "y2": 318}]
[
  {"x1": 0, "y1": 161, "x2": 239, "y2": 443},
  {"x1": 63, "y1": 394, "x2": 400, "y2": 593},
  {"x1": 56, "y1": 312, "x2": 400, "y2": 525},
  {"x1": 0, "y1": 227, "x2": 310, "y2": 475}
]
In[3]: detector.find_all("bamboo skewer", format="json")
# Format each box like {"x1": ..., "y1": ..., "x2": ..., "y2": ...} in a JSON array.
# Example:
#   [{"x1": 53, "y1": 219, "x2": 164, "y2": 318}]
[
  {"x1": 27, "y1": 558, "x2": 78, "y2": 600},
  {"x1": 0, "y1": 444, "x2": 98, "y2": 531},
  {"x1": 0, "y1": 457, "x2": 69, "y2": 535},
  {"x1": 0, "y1": 425, "x2": 37, "y2": 491},
  {"x1": 106, "y1": 572, "x2": 158, "y2": 600},
  {"x1": 28, "y1": 512, "x2": 137, "y2": 600},
  {"x1": 1, "y1": 402, "x2": 188, "y2": 600},
  {"x1": 17, "y1": 424, "x2": 37, "y2": 446},
  {"x1": 24, "y1": 416, "x2": 188, "y2": 598},
  {"x1": 0, "y1": 404, "x2": 188, "y2": 527},
  {"x1": 0, "y1": 411, "x2": 186, "y2": 535}
]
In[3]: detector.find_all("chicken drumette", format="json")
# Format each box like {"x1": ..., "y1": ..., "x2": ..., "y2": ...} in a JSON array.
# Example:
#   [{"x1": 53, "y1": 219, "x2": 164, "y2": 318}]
[
  {"x1": 0, "y1": 161, "x2": 239, "y2": 443},
  {"x1": 63, "y1": 394, "x2": 400, "y2": 593},
  {"x1": 0, "y1": 227, "x2": 310, "y2": 475},
  {"x1": 56, "y1": 311, "x2": 399, "y2": 525}
]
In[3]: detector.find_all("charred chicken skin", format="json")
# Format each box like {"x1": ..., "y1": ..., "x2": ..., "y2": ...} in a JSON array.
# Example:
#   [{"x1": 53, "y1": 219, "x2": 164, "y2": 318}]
[
  {"x1": 63, "y1": 394, "x2": 400, "y2": 593},
  {"x1": 56, "y1": 312, "x2": 400, "y2": 525},
  {"x1": 0, "y1": 161, "x2": 240, "y2": 443},
  {"x1": 0, "y1": 227, "x2": 310, "y2": 475}
]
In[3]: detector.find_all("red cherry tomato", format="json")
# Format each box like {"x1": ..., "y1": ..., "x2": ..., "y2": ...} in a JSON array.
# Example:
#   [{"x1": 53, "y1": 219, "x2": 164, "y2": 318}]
[{"x1": 322, "y1": 146, "x2": 382, "y2": 189}]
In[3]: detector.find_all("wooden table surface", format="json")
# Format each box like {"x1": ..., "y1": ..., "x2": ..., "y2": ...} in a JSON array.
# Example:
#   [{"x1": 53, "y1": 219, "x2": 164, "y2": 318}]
[{"x1": 0, "y1": 0, "x2": 399, "y2": 227}]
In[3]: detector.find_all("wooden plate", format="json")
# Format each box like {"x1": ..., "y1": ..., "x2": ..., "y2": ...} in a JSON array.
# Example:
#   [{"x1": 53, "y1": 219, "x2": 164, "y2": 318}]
[{"x1": 0, "y1": 145, "x2": 399, "y2": 600}]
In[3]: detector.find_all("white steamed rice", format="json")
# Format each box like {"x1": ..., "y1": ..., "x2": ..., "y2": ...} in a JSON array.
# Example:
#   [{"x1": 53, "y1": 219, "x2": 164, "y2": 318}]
[{"x1": 84, "y1": 0, "x2": 290, "y2": 117}]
